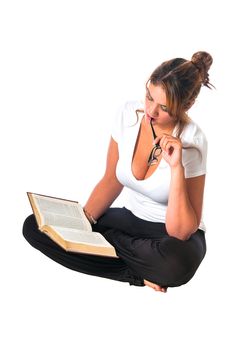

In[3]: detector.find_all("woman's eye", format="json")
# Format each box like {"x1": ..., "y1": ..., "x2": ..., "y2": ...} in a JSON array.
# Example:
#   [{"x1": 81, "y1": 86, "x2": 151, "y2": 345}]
[
  {"x1": 160, "y1": 105, "x2": 168, "y2": 112},
  {"x1": 146, "y1": 94, "x2": 153, "y2": 101}
]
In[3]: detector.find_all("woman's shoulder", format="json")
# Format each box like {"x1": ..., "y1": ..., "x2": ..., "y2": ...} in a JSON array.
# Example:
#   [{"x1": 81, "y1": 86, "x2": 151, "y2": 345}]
[
  {"x1": 180, "y1": 120, "x2": 208, "y2": 177},
  {"x1": 120, "y1": 100, "x2": 144, "y2": 114},
  {"x1": 111, "y1": 100, "x2": 144, "y2": 142},
  {"x1": 115, "y1": 100, "x2": 144, "y2": 126},
  {"x1": 180, "y1": 119, "x2": 207, "y2": 147}
]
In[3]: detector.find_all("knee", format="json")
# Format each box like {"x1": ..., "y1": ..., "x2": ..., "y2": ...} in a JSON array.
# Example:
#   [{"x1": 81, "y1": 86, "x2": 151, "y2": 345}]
[
  {"x1": 22, "y1": 214, "x2": 37, "y2": 242},
  {"x1": 158, "y1": 236, "x2": 204, "y2": 286},
  {"x1": 160, "y1": 235, "x2": 204, "y2": 266}
]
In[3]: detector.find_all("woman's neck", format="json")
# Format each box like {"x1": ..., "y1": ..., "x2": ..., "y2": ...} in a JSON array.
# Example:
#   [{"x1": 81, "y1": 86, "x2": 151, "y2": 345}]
[{"x1": 153, "y1": 123, "x2": 176, "y2": 136}]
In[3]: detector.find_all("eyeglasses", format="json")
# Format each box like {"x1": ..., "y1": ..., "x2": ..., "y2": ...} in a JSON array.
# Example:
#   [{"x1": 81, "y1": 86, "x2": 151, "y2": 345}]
[{"x1": 147, "y1": 120, "x2": 162, "y2": 166}]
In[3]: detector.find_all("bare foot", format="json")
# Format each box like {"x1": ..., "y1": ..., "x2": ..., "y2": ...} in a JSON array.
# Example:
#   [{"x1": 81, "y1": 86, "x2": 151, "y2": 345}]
[{"x1": 144, "y1": 279, "x2": 167, "y2": 293}]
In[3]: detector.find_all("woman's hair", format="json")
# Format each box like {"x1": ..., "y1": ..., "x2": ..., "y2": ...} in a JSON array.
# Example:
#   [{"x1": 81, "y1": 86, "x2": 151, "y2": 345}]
[{"x1": 144, "y1": 51, "x2": 214, "y2": 137}]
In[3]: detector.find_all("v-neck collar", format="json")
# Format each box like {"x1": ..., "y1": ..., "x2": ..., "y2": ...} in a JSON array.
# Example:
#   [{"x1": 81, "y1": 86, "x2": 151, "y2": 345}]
[{"x1": 129, "y1": 112, "x2": 178, "y2": 182}]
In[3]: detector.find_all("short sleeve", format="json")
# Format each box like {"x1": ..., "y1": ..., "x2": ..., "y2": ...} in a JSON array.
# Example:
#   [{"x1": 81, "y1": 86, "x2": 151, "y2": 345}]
[
  {"x1": 111, "y1": 100, "x2": 143, "y2": 143},
  {"x1": 181, "y1": 123, "x2": 208, "y2": 178},
  {"x1": 111, "y1": 103, "x2": 124, "y2": 143}
]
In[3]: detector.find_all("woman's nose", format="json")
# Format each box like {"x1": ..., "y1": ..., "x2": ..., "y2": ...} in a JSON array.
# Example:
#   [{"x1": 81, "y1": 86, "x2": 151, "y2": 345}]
[{"x1": 149, "y1": 103, "x2": 159, "y2": 116}]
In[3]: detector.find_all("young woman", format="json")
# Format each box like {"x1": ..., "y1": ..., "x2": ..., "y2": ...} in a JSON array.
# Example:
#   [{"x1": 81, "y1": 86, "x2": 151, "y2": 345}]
[{"x1": 23, "y1": 51, "x2": 213, "y2": 293}]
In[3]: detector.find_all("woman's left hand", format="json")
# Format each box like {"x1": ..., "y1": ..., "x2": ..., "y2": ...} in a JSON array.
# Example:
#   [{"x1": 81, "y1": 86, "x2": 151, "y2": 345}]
[{"x1": 155, "y1": 134, "x2": 183, "y2": 168}]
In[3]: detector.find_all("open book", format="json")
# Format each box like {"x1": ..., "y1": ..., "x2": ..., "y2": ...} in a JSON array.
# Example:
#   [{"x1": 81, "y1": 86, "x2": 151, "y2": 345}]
[{"x1": 27, "y1": 193, "x2": 118, "y2": 258}]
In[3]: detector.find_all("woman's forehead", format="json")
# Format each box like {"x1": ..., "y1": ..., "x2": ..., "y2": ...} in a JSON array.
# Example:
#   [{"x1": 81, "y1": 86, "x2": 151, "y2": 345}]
[{"x1": 146, "y1": 83, "x2": 167, "y2": 102}]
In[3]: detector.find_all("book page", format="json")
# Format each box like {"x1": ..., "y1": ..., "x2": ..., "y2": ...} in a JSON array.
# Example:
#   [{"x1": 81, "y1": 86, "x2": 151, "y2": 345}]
[
  {"x1": 33, "y1": 194, "x2": 91, "y2": 231},
  {"x1": 51, "y1": 226, "x2": 113, "y2": 247}
]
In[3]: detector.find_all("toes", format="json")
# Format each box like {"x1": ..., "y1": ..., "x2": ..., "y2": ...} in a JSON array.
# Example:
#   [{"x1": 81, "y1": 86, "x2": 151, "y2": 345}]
[{"x1": 144, "y1": 279, "x2": 167, "y2": 293}]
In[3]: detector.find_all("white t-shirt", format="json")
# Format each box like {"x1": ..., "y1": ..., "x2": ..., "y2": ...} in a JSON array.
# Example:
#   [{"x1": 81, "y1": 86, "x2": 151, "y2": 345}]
[{"x1": 111, "y1": 100, "x2": 207, "y2": 231}]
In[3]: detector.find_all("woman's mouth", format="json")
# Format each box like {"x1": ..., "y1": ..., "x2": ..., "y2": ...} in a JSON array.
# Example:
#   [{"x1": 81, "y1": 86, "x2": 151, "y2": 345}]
[{"x1": 146, "y1": 113, "x2": 157, "y2": 123}]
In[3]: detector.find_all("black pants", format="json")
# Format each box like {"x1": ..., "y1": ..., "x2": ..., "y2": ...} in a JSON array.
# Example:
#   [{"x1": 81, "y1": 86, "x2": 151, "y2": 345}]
[{"x1": 22, "y1": 207, "x2": 206, "y2": 288}]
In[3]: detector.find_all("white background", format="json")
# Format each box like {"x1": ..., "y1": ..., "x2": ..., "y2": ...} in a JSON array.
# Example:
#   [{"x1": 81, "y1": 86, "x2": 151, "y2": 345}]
[{"x1": 1, "y1": 0, "x2": 231, "y2": 349}]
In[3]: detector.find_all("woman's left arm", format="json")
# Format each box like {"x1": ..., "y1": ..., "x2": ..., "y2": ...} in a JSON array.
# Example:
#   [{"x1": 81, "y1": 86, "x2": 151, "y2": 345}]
[
  {"x1": 166, "y1": 167, "x2": 205, "y2": 240},
  {"x1": 159, "y1": 134, "x2": 206, "y2": 240}
]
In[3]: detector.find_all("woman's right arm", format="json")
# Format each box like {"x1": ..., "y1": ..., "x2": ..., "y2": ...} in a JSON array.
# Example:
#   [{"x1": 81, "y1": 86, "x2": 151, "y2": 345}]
[{"x1": 83, "y1": 137, "x2": 123, "y2": 221}]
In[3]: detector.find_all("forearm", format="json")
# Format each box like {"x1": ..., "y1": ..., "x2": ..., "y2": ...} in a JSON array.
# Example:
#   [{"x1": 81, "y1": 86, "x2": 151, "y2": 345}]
[
  {"x1": 166, "y1": 165, "x2": 198, "y2": 240},
  {"x1": 84, "y1": 175, "x2": 123, "y2": 220}
]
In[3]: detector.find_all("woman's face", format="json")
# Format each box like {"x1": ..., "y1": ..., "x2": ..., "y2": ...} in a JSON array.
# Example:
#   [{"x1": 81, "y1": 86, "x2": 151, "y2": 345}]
[{"x1": 144, "y1": 83, "x2": 175, "y2": 128}]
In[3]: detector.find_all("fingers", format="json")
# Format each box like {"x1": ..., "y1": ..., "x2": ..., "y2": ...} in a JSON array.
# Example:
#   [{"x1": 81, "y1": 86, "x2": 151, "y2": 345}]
[
  {"x1": 154, "y1": 135, "x2": 162, "y2": 146},
  {"x1": 154, "y1": 134, "x2": 182, "y2": 156},
  {"x1": 160, "y1": 134, "x2": 181, "y2": 152}
]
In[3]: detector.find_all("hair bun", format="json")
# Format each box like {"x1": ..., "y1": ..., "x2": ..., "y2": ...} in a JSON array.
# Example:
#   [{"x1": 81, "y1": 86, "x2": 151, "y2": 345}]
[{"x1": 191, "y1": 51, "x2": 213, "y2": 87}]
